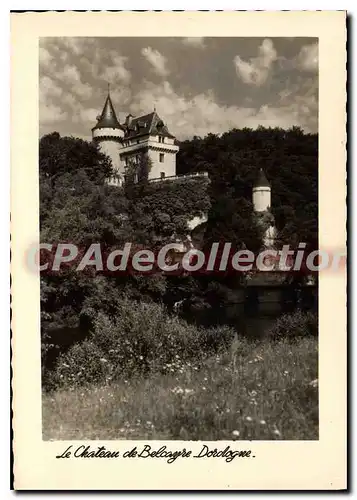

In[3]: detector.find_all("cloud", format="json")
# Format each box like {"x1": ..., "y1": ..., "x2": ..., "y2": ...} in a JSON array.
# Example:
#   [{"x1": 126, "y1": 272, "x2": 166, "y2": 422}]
[
  {"x1": 39, "y1": 76, "x2": 68, "y2": 125},
  {"x1": 279, "y1": 75, "x2": 318, "y2": 131},
  {"x1": 130, "y1": 79, "x2": 316, "y2": 140},
  {"x1": 41, "y1": 75, "x2": 63, "y2": 99},
  {"x1": 39, "y1": 46, "x2": 53, "y2": 67},
  {"x1": 60, "y1": 37, "x2": 88, "y2": 56},
  {"x1": 78, "y1": 107, "x2": 100, "y2": 123},
  {"x1": 296, "y1": 43, "x2": 318, "y2": 72},
  {"x1": 39, "y1": 37, "x2": 318, "y2": 139},
  {"x1": 141, "y1": 47, "x2": 169, "y2": 77},
  {"x1": 59, "y1": 64, "x2": 92, "y2": 100},
  {"x1": 101, "y1": 52, "x2": 131, "y2": 85},
  {"x1": 40, "y1": 103, "x2": 68, "y2": 125},
  {"x1": 234, "y1": 38, "x2": 277, "y2": 86},
  {"x1": 182, "y1": 37, "x2": 205, "y2": 48}
]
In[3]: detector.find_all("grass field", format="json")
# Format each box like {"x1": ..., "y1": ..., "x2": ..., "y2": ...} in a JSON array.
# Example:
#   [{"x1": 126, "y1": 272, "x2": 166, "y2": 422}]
[{"x1": 42, "y1": 336, "x2": 318, "y2": 441}]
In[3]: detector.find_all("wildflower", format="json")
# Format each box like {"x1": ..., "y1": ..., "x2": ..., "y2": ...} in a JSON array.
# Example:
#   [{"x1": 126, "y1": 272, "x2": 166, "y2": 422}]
[
  {"x1": 62, "y1": 363, "x2": 70, "y2": 368},
  {"x1": 184, "y1": 388, "x2": 194, "y2": 394},
  {"x1": 139, "y1": 356, "x2": 144, "y2": 360},
  {"x1": 232, "y1": 430, "x2": 240, "y2": 437},
  {"x1": 250, "y1": 390, "x2": 257, "y2": 397},
  {"x1": 284, "y1": 370, "x2": 289, "y2": 375},
  {"x1": 204, "y1": 377, "x2": 208, "y2": 382},
  {"x1": 260, "y1": 420, "x2": 266, "y2": 425},
  {"x1": 309, "y1": 379, "x2": 318, "y2": 388},
  {"x1": 100, "y1": 358, "x2": 108, "y2": 363},
  {"x1": 246, "y1": 416, "x2": 252, "y2": 422},
  {"x1": 171, "y1": 386, "x2": 184, "y2": 394},
  {"x1": 273, "y1": 429, "x2": 281, "y2": 436}
]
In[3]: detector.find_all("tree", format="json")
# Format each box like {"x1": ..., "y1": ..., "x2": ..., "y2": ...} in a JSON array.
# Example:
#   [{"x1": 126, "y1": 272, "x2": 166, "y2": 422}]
[
  {"x1": 177, "y1": 126, "x2": 318, "y2": 251},
  {"x1": 40, "y1": 132, "x2": 113, "y2": 183}
]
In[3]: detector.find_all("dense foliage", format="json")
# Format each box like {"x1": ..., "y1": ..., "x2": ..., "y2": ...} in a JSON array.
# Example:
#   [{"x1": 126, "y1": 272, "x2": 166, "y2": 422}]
[
  {"x1": 40, "y1": 126, "x2": 318, "y2": 385},
  {"x1": 177, "y1": 126, "x2": 318, "y2": 251},
  {"x1": 50, "y1": 300, "x2": 235, "y2": 389}
]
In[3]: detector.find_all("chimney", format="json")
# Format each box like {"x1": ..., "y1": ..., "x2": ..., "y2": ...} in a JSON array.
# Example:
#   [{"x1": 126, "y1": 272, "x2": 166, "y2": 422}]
[{"x1": 125, "y1": 113, "x2": 134, "y2": 127}]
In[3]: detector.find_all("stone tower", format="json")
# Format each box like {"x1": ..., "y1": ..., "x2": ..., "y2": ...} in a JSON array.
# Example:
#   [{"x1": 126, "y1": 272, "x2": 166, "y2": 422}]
[
  {"x1": 252, "y1": 168, "x2": 271, "y2": 212},
  {"x1": 252, "y1": 169, "x2": 276, "y2": 248},
  {"x1": 92, "y1": 87, "x2": 124, "y2": 183},
  {"x1": 92, "y1": 87, "x2": 179, "y2": 185}
]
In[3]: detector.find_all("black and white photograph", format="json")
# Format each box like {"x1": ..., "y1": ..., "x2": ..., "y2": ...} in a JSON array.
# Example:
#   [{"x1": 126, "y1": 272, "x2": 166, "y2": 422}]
[
  {"x1": 39, "y1": 35, "x2": 320, "y2": 441},
  {"x1": 11, "y1": 10, "x2": 346, "y2": 490}
]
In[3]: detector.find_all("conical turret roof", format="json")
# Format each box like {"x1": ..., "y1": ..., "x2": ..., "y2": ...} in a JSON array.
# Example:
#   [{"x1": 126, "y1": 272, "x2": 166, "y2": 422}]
[
  {"x1": 254, "y1": 168, "x2": 270, "y2": 188},
  {"x1": 92, "y1": 91, "x2": 122, "y2": 130}
]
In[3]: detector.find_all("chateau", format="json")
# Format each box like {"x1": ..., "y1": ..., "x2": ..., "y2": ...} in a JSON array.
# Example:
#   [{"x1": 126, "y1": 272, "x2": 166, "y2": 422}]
[
  {"x1": 92, "y1": 89, "x2": 276, "y2": 247},
  {"x1": 92, "y1": 88, "x2": 180, "y2": 185}
]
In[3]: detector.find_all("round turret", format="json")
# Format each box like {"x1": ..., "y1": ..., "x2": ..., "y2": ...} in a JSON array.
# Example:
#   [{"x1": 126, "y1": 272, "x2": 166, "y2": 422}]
[
  {"x1": 252, "y1": 168, "x2": 271, "y2": 212},
  {"x1": 92, "y1": 89, "x2": 125, "y2": 180}
]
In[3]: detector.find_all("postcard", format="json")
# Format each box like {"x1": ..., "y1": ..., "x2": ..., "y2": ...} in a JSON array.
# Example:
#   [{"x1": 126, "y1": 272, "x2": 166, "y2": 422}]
[{"x1": 11, "y1": 11, "x2": 347, "y2": 490}]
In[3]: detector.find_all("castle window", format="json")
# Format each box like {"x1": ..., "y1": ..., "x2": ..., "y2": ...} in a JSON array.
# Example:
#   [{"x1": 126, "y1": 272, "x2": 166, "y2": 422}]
[
  {"x1": 159, "y1": 153, "x2": 165, "y2": 163},
  {"x1": 160, "y1": 172, "x2": 165, "y2": 179}
]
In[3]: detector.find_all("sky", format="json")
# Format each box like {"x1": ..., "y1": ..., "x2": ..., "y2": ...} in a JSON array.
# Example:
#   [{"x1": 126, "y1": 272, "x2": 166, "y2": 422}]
[{"x1": 39, "y1": 37, "x2": 318, "y2": 141}]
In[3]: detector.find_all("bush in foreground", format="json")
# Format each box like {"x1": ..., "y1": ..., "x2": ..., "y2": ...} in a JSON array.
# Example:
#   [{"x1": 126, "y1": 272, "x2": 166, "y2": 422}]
[
  {"x1": 267, "y1": 310, "x2": 317, "y2": 341},
  {"x1": 49, "y1": 300, "x2": 235, "y2": 389}
]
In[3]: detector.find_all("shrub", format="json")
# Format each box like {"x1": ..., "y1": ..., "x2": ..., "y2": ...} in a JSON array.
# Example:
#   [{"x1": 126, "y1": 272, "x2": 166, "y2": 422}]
[
  {"x1": 51, "y1": 299, "x2": 235, "y2": 388},
  {"x1": 267, "y1": 310, "x2": 318, "y2": 341}
]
